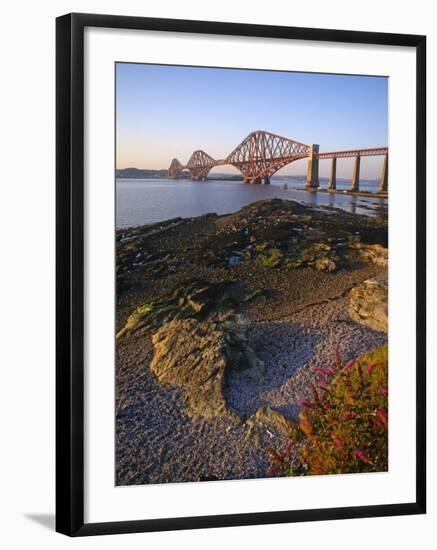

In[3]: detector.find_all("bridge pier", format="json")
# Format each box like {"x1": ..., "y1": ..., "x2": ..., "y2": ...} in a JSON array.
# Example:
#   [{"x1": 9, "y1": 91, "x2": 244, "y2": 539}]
[
  {"x1": 243, "y1": 177, "x2": 251, "y2": 184},
  {"x1": 252, "y1": 177, "x2": 261, "y2": 184},
  {"x1": 351, "y1": 155, "x2": 361, "y2": 192},
  {"x1": 305, "y1": 144, "x2": 320, "y2": 189},
  {"x1": 328, "y1": 158, "x2": 337, "y2": 190},
  {"x1": 378, "y1": 153, "x2": 388, "y2": 193},
  {"x1": 264, "y1": 177, "x2": 270, "y2": 184}
]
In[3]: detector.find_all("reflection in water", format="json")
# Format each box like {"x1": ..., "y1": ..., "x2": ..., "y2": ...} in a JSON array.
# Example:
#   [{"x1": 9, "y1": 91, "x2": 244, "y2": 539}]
[
  {"x1": 116, "y1": 177, "x2": 387, "y2": 229},
  {"x1": 328, "y1": 192, "x2": 336, "y2": 210},
  {"x1": 348, "y1": 200, "x2": 357, "y2": 215},
  {"x1": 305, "y1": 191, "x2": 318, "y2": 209}
]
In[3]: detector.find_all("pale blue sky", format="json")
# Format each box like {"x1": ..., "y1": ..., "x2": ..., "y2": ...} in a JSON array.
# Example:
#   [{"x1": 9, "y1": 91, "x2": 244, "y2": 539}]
[{"x1": 116, "y1": 63, "x2": 388, "y2": 179}]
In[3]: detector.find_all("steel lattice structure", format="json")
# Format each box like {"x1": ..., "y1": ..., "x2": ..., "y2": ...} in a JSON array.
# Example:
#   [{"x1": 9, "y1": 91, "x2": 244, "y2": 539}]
[
  {"x1": 168, "y1": 158, "x2": 184, "y2": 178},
  {"x1": 226, "y1": 130, "x2": 309, "y2": 180},
  {"x1": 168, "y1": 130, "x2": 388, "y2": 183},
  {"x1": 185, "y1": 150, "x2": 217, "y2": 180}
]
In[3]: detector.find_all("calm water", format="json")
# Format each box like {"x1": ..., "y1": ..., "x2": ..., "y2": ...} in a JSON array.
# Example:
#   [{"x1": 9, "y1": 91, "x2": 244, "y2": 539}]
[{"x1": 116, "y1": 177, "x2": 387, "y2": 229}]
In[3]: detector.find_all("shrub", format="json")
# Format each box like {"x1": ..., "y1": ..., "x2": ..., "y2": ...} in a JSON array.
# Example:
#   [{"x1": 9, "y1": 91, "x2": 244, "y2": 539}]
[{"x1": 267, "y1": 345, "x2": 388, "y2": 477}]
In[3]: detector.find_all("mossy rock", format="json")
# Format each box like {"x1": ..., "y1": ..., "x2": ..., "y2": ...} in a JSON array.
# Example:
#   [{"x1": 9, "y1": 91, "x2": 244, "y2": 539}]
[
  {"x1": 117, "y1": 280, "x2": 258, "y2": 339},
  {"x1": 257, "y1": 248, "x2": 284, "y2": 268},
  {"x1": 285, "y1": 240, "x2": 338, "y2": 272},
  {"x1": 313, "y1": 258, "x2": 337, "y2": 272}
]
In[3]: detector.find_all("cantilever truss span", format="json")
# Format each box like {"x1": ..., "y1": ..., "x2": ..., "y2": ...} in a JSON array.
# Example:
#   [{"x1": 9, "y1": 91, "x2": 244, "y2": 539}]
[
  {"x1": 168, "y1": 130, "x2": 388, "y2": 191},
  {"x1": 185, "y1": 150, "x2": 218, "y2": 181},
  {"x1": 226, "y1": 130, "x2": 309, "y2": 182}
]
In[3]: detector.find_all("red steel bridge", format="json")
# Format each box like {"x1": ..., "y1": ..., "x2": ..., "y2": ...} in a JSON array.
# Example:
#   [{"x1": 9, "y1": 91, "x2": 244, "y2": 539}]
[{"x1": 168, "y1": 130, "x2": 388, "y2": 193}]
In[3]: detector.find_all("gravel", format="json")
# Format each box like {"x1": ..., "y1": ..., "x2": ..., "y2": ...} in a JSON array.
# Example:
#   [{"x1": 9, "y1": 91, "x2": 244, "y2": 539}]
[{"x1": 116, "y1": 276, "x2": 387, "y2": 486}]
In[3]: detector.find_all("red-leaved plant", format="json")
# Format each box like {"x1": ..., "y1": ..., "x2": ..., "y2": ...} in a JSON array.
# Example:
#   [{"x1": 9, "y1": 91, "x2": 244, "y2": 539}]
[{"x1": 267, "y1": 345, "x2": 388, "y2": 477}]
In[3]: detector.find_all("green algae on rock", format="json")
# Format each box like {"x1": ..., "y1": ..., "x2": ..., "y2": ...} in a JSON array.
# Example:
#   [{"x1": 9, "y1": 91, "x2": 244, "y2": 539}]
[
  {"x1": 116, "y1": 280, "x2": 258, "y2": 339},
  {"x1": 257, "y1": 248, "x2": 284, "y2": 268}
]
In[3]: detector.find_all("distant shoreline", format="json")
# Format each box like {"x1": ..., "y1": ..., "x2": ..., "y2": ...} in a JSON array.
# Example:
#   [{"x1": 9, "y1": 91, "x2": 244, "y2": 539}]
[
  {"x1": 116, "y1": 174, "x2": 244, "y2": 181},
  {"x1": 116, "y1": 173, "x2": 380, "y2": 185}
]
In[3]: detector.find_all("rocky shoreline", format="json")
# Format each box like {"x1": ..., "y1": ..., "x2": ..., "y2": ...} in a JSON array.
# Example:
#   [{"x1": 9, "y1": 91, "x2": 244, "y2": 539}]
[{"x1": 115, "y1": 198, "x2": 388, "y2": 485}]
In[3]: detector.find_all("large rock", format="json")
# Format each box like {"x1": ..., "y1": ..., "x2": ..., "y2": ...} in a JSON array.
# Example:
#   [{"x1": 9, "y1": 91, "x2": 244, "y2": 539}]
[
  {"x1": 150, "y1": 313, "x2": 264, "y2": 419},
  {"x1": 349, "y1": 279, "x2": 388, "y2": 332},
  {"x1": 116, "y1": 280, "x2": 248, "y2": 340}
]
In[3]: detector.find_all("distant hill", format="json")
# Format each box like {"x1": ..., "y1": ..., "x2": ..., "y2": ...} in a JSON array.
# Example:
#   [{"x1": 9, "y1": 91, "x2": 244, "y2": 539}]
[
  {"x1": 116, "y1": 168, "x2": 168, "y2": 179},
  {"x1": 116, "y1": 168, "x2": 244, "y2": 181}
]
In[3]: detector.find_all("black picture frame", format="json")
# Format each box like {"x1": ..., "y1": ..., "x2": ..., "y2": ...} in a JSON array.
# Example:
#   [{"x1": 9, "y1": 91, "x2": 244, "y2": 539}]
[{"x1": 56, "y1": 12, "x2": 426, "y2": 537}]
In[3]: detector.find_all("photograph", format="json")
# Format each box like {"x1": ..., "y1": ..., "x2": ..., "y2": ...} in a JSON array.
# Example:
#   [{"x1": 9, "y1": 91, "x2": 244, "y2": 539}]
[
  {"x1": 0, "y1": 1, "x2": 430, "y2": 545},
  {"x1": 114, "y1": 62, "x2": 389, "y2": 486}
]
